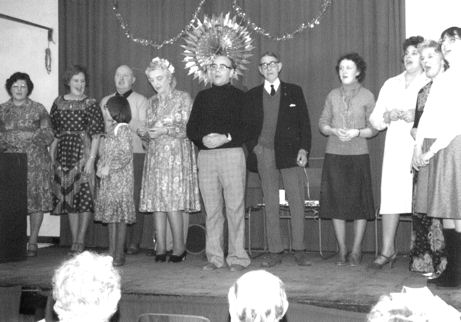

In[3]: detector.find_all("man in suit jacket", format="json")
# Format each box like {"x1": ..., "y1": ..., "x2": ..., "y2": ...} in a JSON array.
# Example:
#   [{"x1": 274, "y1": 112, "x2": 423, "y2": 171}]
[{"x1": 246, "y1": 52, "x2": 312, "y2": 267}]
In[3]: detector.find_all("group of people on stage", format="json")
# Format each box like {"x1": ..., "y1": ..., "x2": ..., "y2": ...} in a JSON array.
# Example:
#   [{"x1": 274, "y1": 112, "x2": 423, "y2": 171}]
[{"x1": 2, "y1": 26, "x2": 461, "y2": 282}]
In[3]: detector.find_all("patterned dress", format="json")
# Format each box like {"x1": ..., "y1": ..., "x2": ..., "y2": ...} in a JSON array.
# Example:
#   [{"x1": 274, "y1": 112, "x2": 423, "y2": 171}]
[
  {"x1": 95, "y1": 124, "x2": 135, "y2": 223},
  {"x1": 0, "y1": 98, "x2": 54, "y2": 213},
  {"x1": 139, "y1": 89, "x2": 200, "y2": 213},
  {"x1": 50, "y1": 96, "x2": 104, "y2": 215},
  {"x1": 409, "y1": 82, "x2": 446, "y2": 274}
]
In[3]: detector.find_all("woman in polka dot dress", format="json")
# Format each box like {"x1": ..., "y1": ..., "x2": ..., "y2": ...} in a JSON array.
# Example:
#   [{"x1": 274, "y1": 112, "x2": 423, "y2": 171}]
[{"x1": 50, "y1": 65, "x2": 104, "y2": 254}]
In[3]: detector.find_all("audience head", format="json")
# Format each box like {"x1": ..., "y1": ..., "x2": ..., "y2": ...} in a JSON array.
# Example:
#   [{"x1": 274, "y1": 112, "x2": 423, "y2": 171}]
[
  {"x1": 52, "y1": 251, "x2": 121, "y2": 322},
  {"x1": 114, "y1": 65, "x2": 136, "y2": 94},
  {"x1": 258, "y1": 52, "x2": 282, "y2": 83},
  {"x1": 145, "y1": 57, "x2": 176, "y2": 95},
  {"x1": 440, "y1": 26, "x2": 461, "y2": 64},
  {"x1": 418, "y1": 40, "x2": 446, "y2": 78},
  {"x1": 368, "y1": 288, "x2": 461, "y2": 322},
  {"x1": 104, "y1": 95, "x2": 132, "y2": 124},
  {"x1": 402, "y1": 36, "x2": 424, "y2": 74},
  {"x1": 228, "y1": 270, "x2": 288, "y2": 322},
  {"x1": 208, "y1": 55, "x2": 235, "y2": 86},
  {"x1": 335, "y1": 52, "x2": 367, "y2": 84},
  {"x1": 5, "y1": 72, "x2": 34, "y2": 99}
]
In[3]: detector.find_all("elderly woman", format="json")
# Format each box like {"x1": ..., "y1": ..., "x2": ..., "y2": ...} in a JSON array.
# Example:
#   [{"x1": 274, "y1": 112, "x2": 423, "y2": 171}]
[
  {"x1": 414, "y1": 27, "x2": 461, "y2": 288},
  {"x1": 50, "y1": 65, "x2": 104, "y2": 254},
  {"x1": 0, "y1": 72, "x2": 54, "y2": 257},
  {"x1": 139, "y1": 57, "x2": 200, "y2": 262},
  {"x1": 409, "y1": 40, "x2": 446, "y2": 276},
  {"x1": 46, "y1": 251, "x2": 121, "y2": 322},
  {"x1": 319, "y1": 53, "x2": 377, "y2": 266},
  {"x1": 228, "y1": 270, "x2": 288, "y2": 322},
  {"x1": 369, "y1": 36, "x2": 428, "y2": 269}
]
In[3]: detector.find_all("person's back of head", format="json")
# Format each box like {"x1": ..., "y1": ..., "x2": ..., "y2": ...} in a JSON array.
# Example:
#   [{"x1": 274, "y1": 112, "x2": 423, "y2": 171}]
[
  {"x1": 228, "y1": 270, "x2": 288, "y2": 322},
  {"x1": 52, "y1": 251, "x2": 121, "y2": 322}
]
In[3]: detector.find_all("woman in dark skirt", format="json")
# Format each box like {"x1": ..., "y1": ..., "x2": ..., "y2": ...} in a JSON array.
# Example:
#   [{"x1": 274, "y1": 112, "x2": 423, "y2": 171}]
[
  {"x1": 409, "y1": 40, "x2": 446, "y2": 277},
  {"x1": 319, "y1": 53, "x2": 377, "y2": 266}
]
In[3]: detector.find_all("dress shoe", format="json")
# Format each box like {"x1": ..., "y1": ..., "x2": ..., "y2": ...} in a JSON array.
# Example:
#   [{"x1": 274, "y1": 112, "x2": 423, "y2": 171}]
[
  {"x1": 349, "y1": 252, "x2": 362, "y2": 267},
  {"x1": 229, "y1": 264, "x2": 246, "y2": 272},
  {"x1": 169, "y1": 251, "x2": 187, "y2": 263},
  {"x1": 27, "y1": 244, "x2": 38, "y2": 257},
  {"x1": 335, "y1": 251, "x2": 348, "y2": 266},
  {"x1": 368, "y1": 252, "x2": 397, "y2": 269},
  {"x1": 155, "y1": 253, "x2": 167, "y2": 262},
  {"x1": 126, "y1": 244, "x2": 140, "y2": 255},
  {"x1": 261, "y1": 252, "x2": 283, "y2": 267},
  {"x1": 113, "y1": 256, "x2": 126, "y2": 267},
  {"x1": 294, "y1": 251, "x2": 312, "y2": 266},
  {"x1": 145, "y1": 249, "x2": 156, "y2": 257},
  {"x1": 202, "y1": 262, "x2": 219, "y2": 271}
]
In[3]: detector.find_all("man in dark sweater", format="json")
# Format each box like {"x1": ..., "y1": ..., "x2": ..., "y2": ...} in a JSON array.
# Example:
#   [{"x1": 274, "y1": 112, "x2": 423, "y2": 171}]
[
  {"x1": 246, "y1": 52, "x2": 312, "y2": 267},
  {"x1": 187, "y1": 55, "x2": 252, "y2": 272}
]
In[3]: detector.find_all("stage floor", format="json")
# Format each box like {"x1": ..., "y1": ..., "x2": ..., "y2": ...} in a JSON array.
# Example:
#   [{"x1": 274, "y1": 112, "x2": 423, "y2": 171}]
[{"x1": 1, "y1": 246, "x2": 460, "y2": 321}]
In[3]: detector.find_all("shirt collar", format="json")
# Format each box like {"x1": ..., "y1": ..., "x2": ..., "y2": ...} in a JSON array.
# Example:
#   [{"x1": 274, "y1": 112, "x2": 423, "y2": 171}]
[{"x1": 264, "y1": 78, "x2": 280, "y2": 94}]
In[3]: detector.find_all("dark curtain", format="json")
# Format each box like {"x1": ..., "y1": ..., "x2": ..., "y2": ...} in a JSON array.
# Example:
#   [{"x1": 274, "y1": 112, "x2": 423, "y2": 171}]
[{"x1": 59, "y1": 0, "x2": 405, "y2": 247}]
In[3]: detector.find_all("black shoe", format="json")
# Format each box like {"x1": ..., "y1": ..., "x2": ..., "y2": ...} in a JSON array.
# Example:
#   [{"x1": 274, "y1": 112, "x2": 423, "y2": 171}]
[
  {"x1": 155, "y1": 253, "x2": 167, "y2": 262},
  {"x1": 169, "y1": 251, "x2": 187, "y2": 263},
  {"x1": 145, "y1": 249, "x2": 156, "y2": 257}
]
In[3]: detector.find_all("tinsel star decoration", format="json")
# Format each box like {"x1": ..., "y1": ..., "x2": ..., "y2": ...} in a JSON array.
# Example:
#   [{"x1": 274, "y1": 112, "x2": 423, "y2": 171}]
[{"x1": 182, "y1": 13, "x2": 254, "y2": 85}]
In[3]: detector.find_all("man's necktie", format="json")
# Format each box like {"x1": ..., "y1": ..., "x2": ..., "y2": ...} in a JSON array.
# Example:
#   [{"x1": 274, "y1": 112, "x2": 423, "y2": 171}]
[{"x1": 270, "y1": 85, "x2": 275, "y2": 96}]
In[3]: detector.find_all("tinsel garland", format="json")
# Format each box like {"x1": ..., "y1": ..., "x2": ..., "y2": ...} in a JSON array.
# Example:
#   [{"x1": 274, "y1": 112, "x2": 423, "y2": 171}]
[
  {"x1": 113, "y1": 0, "x2": 333, "y2": 50},
  {"x1": 112, "y1": 0, "x2": 207, "y2": 50},
  {"x1": 232, "y1": 0, "x2": 333, "y2": 41}
]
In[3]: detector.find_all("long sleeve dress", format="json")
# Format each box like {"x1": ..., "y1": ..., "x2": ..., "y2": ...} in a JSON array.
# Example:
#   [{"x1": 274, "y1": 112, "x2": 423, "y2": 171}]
[
  {"x1": 50, "y1": 96, "x2": 104, "y2": 215},
  {"x1": 139, "y1": 89, "x2": 200, "y2": 213},
  {"x1": 369, "y1": 72, "x2": 428, "y2": 215},
  {"x1": 0, "y1": 98, "x2": 54, "y2": 213},
  {"x1": 95, "y1": 123, "x2": 135, "y2": 223}
]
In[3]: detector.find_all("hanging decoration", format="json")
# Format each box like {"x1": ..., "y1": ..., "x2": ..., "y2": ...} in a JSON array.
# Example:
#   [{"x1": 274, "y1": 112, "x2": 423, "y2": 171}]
[
  {"x1": 0, "y1": 13, "x2": 54, "y2": 73},
  {"x1": 182, "y1": 13, "x2": 254, "y2": 85},
  {"x1": 112, "y1": 0, "x2": 207, "y2": 50},
  {"x1": 112, "y1": 0, "x2": 333, "y2": 49},
  {"x1": 232, "y1": 0, "x2": 332, "y2": 41}
]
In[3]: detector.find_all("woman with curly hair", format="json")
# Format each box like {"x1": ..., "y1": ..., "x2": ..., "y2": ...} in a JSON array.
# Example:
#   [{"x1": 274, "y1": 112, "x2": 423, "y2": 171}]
[
  {"x1": 0, "y1": 72, "x2": 54, "y2": 257},
  {"x1": 319, "y1": 53, "x2": 377, "y2": 266},
  {"x1": 50, "y1": 65, "x2": 104, "y2": 254}
]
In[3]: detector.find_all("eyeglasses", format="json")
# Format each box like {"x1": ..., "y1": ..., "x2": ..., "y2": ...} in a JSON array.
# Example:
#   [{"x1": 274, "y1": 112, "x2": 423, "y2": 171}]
[
  {"x1": 12, "y1": 84, "x2": 27, "y2": 90},
  {"x1": 259, "y1": 61, "x2": 279, "y2": 70},
  {"x1": 209, "y1": 64, "x2": 232, "y2": 71}
]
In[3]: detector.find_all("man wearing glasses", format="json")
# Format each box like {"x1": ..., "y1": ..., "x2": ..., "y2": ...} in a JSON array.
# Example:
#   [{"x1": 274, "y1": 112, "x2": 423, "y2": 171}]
[
  {"x1": 246, "y1": 52, "x2": 312, "y2": 267},
  {"x1": 187, "y1": 55, "x2": 252, "y2": 272}
]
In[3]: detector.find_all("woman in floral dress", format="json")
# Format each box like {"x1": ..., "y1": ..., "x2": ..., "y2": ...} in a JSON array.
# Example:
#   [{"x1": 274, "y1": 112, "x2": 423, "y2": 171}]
[
  {"x1": 50, "y1": 65, "x2": 104, "y2": 254},
  {"x1": 95, "y1": 95, "x2": 135, "y2": 266},
  {"x1": 139, "y1": 57, "x2": 200, "y2": 262},
  {"x1": 0, "y1": 72, "x2": 54, "y2": 257}
]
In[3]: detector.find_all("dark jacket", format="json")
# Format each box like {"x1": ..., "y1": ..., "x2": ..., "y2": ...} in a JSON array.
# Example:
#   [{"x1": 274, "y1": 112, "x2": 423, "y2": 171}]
[{"x1": 245, "y1": 82, "x2": 311, "y2": 172}]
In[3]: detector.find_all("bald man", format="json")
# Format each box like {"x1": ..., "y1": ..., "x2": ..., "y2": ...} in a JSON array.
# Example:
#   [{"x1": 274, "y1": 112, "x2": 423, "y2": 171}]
[{"x1": 100, "y1": 65, "x2": 149, "y2": 255}]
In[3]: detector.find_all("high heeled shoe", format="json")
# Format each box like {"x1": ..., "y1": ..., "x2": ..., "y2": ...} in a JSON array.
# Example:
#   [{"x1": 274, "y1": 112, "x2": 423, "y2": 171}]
[
  {"x1": 336, "y1": 251, "x2": 348, "y2": 266},
  {"x1": 368, "y1": 252, "x2": 398, "y2": 269},
  {"x1": 349, "y1": 252, "x2": 362, "y2": 267},
  {"x1": 155, "y1": 253, "x2": 167, "y2": 262},
  {"x1": 27, "y1": 243, "x2": 38, "y2": 257},
  {"x1": 169, "y1": 251, "x2": 187, "y2": 263}
]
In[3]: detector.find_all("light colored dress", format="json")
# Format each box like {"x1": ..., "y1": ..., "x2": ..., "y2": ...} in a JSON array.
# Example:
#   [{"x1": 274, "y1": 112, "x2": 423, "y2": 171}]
[
  {"x1": 369, "y1": 72, "x2": 428, "y2": 215},
  {"x1": 139, "y1": 89, "x2": 200, "y2": 213},
  {"x1": 0, "y1": 98, "x2": 54, "y2": 213},
  {"x1": 95, "y1": 123, "x2": 135, "y2": 223}
]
